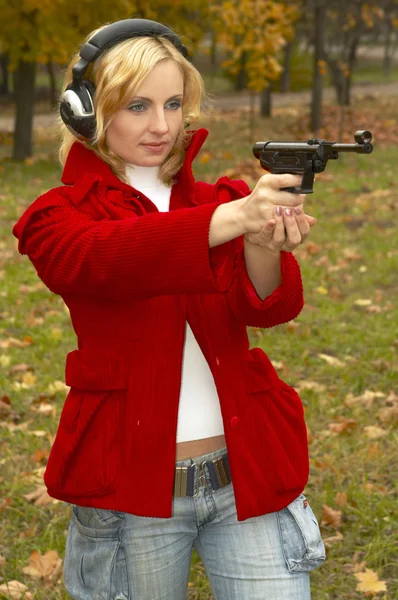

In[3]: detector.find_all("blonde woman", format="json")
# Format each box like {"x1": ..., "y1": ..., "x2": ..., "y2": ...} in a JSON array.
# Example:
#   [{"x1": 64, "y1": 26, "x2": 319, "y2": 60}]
[{"x1": 12, "y1": 18, "x2": 325, "y2": 600}]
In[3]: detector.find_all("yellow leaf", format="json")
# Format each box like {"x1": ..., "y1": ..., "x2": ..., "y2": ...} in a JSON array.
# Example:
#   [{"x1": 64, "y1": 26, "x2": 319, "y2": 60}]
[
  {"x1": 364, "y1": 426, "x2": 388, "y2": 439},
  {"x1": 199, "y1": 151, "x2": 212, "y2": 164},
  {"x1": 354, "y1": 568, "x2": 387, "y2": 594},
  {"x1": 318, "y1": 354, "x2": 345, "y2": 367},
  {"x1": 315, "y1": 286, "x2": 328, "y2": 295},
  {"x1": 354, "y1": 298, "x2": 372, "y2": 306},
  {"x1": 22, "y1": 372, "x2": 36, "y2": 386}
]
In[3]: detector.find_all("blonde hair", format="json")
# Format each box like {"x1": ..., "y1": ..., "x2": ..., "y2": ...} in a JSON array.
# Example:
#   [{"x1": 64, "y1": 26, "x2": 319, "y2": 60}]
[{"x1": 58, "y1": 24, "x2": 208, "y2": 186}]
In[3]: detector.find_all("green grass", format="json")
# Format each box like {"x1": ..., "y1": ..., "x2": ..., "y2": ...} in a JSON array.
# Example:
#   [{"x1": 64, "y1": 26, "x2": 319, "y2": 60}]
[{"x1": 0, "y1": 96, "x2": 397, "y2": 599}]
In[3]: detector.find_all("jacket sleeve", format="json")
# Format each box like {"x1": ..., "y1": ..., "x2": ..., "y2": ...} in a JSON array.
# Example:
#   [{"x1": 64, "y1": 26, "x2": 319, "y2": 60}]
[
  {"x1": 208, "y1": 178, "x2": 304, "y2": 328},
  {"x1": 11, "y1": 189, "x2": 235, "y2": 302}
]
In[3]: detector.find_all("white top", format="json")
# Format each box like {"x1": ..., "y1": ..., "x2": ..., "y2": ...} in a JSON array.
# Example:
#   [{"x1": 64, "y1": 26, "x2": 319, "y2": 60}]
[{"x1": 125, "y1": 164, "x2": 224, "y2": 443}]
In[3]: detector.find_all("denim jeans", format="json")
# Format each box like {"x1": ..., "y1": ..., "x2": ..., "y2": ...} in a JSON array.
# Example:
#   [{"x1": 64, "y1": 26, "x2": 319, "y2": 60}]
[{"x1": 63, "y1": 446, "x2": 325, "y2": 600}]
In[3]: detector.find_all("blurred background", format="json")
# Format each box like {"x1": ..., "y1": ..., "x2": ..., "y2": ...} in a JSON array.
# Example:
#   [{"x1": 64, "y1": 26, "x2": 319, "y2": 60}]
[{"x1": 0, "y1": 0, "x2": 397, "y2": 159}]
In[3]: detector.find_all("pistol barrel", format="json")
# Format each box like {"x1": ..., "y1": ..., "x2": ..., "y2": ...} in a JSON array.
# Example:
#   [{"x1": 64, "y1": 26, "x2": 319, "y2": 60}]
[{"x1": 331, "y1": 142, "x2": 373, "y2": 154}]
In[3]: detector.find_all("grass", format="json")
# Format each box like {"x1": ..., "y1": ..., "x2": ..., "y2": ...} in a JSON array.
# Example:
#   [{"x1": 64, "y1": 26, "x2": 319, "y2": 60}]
[{"x1": 0, "y1": 95, "x2": 397, "y2": 599}]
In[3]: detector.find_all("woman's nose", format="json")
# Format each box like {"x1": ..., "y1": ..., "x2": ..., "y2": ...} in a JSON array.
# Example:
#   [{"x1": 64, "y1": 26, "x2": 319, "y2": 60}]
[{"x1": 149, "y1": 109, "x2": 169, "y2": 134}]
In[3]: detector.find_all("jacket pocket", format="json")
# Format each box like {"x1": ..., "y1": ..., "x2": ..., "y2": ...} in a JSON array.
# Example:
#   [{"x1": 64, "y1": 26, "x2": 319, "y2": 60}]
[
  {"x1": 44, "y1": 387, "x2": 121, "y2": 497},
  {"x1": 65, "y1": 348, "x2": 129, "y2": 390},
  {"x1": 276, "y1": 493, "x2": 326, "y2": 572},
  {"x1": 242, "y1": 347, "x2": 280, "y2": 393}
]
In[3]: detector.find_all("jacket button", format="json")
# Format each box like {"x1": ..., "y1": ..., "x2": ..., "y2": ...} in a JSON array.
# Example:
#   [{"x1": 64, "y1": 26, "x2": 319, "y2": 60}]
[
  {"x1": 215, "y1": 356, "x2": 220, "y2": 366},
  {"x1": 230, "y1": 416, "x2": 239, "y2": 428}
]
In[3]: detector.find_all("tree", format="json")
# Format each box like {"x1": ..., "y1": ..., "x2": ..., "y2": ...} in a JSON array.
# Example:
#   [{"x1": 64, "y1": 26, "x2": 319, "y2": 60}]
[
  {"x1": 304, "y1": 0, "x2": 387, "y2": 106},
  {"x1": 210, "y1": 0, "x2": 301, "y2": 132}
]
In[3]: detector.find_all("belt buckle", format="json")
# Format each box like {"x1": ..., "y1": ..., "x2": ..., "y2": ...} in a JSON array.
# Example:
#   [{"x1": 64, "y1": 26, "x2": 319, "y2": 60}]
[
  {"x1": 193, "y1": 455, "x2": 231, "y2": 496},
  {"x1": 173, "y1": 465, "x2": 189, "y2": 498},
  {"x1": 193, "y1": 460, "x2": 208, "y2": 497}
]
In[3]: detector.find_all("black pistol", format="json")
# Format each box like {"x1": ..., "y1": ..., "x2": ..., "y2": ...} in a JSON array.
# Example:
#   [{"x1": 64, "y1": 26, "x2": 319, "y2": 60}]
[{"x1": 253, "y1": 130, "x2": 373, "y2": 193}]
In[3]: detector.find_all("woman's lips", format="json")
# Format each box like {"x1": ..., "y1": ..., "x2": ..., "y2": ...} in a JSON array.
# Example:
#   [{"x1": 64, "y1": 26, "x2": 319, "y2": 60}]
[{"x1": 142, "y1": 142, "x2": 167, "y2": 152}]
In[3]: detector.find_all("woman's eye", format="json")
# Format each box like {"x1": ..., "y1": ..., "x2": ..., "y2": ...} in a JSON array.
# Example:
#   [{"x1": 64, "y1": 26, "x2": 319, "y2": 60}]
[
  {"x1": 167, "y1": 100, "x2": 182, "y2": 110},
  {"x1": 128, "y1": 100, "x2": 182, "y2": 112},
  {"x1": 129, "y1": 103, "x2": 146, "y2": 112}
]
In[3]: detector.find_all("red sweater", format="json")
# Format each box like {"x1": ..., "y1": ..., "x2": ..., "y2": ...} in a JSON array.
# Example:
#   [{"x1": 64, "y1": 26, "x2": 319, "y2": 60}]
[{"x1": 12, "y1": 128, "x2": 308, "y2": 521}]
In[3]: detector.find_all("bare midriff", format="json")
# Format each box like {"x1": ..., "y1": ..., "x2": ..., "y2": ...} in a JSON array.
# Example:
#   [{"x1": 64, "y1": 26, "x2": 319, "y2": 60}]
[{"x1": 176, "y1": 434, "x2": 226, "y2": 461}]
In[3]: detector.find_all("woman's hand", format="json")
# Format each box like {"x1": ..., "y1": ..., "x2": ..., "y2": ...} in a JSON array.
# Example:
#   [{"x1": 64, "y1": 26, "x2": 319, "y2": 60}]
[
  {"x1": 244, "y1": 205, "x2": 317, "y2": 252},
  {"x1": 237, "y1": 173, "x2": 308, "y2": 235}
]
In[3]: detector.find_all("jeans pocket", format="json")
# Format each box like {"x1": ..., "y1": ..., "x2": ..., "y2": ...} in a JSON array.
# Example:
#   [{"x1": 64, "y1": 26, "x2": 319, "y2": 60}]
[
  {"x1": 63, "y1": 507, "x2": 129, "y2": 599},
  {"x1": 276, "y1": 493, "x2": 326, "y2": 573}
]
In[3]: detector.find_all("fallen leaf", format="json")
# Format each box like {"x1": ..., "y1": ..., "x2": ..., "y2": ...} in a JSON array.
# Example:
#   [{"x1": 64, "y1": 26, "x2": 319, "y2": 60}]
[
  {"x1": 305, "y1": 241, "x2": 322, "y2": 255},
  {"x1": 22, "y1": 549, "x2": 63, "y2": 582},
  {"x1": 315, "y1": 286, "x2": 328, "y2": 295},
  {"x1": 345, "y1": 390, "x2": 385, "y2": 409},
  {"x1": 354, "y1": 568, "x2": 387, "y2": 594},
  {"x1": 335, "y1": 491, "x2": 348, "y2": 507},
  {"x1": 354, "y1": 298, "x2": 372, "y2": 306},
  {"x1": 318, "y1": 353, "x2": 346, "y2": 367},
  {"x1": 323, "y1": 530, "x2": 344, "y2": 548},
  {"x1": 342, "y1": 247, "x2": 363, "y2": 261},
  {"x1": 364, "y1": 426, "x2": 388, "y2": 439},
  {"x1": 23, "y1": 485, "x2": 53, "y2": 507},
  {"x1": 321, "y1": 504, "x2": 342, "y2": 529},
  {"x1": 295, "y1": 380, "x2": 326, "y2": 393},
  {"x1": 0, "y1": 580, "x2": 33, "y2": 599},
  {"x1": 329, "y1": 416, "x2": 357, "y2": 434},
  {"x1": 199, "y1": 150, "x2": 212, "y2": 164}
]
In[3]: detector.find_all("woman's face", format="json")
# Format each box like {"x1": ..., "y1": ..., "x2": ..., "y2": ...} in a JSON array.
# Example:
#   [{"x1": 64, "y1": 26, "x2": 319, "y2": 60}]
[{"x1": 105, "y1": 59, "x2": 184, "y2": 166}]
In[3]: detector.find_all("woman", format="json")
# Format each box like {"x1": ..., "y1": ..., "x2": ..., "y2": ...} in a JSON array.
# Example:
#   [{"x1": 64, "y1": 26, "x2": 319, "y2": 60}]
[{"x1": 12, "y1": 18, "x2": 326, "y2": 600}]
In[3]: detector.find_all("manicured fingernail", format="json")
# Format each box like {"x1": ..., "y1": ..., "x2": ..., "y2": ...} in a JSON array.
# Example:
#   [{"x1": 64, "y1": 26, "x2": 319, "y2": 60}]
[
  {"x1": 276, "y1": 206, "x2": 282, "y2": 216},
  {"x1": 285, "y1": 208, "x2": 292, "y2": 216},
  {"x1": 294, "y1": 207, "x2": 302, "y2": 215}
]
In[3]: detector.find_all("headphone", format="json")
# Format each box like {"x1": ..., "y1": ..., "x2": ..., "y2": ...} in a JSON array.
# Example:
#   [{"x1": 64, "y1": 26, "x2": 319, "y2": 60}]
[{"x1": 59, "y1": 19, "x2": 189, "y2": 142}]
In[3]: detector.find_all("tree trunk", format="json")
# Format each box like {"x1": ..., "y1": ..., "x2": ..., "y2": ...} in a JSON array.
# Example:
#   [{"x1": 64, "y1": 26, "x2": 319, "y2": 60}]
[
  {"x1": 0, "y1": 53, "x2": 10, "y2": 95},
  {"x1": 249, "y1": 90, "x2": 255, "y2": 141},
  {"x1": 343, "y1": 37, "x2": 359, "y2": 106},
  {"x1": 13, "y1": 60, "x2": 36, "y2": 160},
  {"x1": 383, "y1": 16, "x2": 393, "y2": 77},
  {"x1": 260, "y1": 85, "x2": 272, "y2": 117},
  {"x1": 280, "y1": 41, "x2": 293, "y2": 93},
  {"x1": 235, "y1": 51, "x2": 248, "y2": 91},
  {"x1": 209, "y1": 30, "x2": 217, "y2": 88},
  {"x1": 311, "y1": 0, "x2": 326, "y2": 133},
  {"x1": 327, "y1": 59, "x2": 346, "y2": 106},
  {"x1": 47, "y1": 60, "x2": 59, "y2": 108}
]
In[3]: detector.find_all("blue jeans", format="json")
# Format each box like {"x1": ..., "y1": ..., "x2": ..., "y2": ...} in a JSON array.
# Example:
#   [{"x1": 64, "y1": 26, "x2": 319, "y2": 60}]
[{"x1": 63, "y1": 446, "x2": 325, "y2": 600}]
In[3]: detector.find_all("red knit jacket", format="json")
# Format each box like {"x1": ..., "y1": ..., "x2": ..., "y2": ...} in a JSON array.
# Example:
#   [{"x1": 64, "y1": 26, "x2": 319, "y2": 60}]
[{"x1": 12, "y1": 128, "x2": 308, "y2": 521}]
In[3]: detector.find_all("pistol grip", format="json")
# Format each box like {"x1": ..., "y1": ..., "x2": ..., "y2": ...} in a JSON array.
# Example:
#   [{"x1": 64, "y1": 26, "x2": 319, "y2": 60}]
[{"x1": 281, "y1": 171, "x2": 314, "y2": 194}]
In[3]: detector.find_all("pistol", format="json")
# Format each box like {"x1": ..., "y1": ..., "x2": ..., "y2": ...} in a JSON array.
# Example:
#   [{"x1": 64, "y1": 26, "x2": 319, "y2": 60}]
[{"x1": 253, "y1": 130, "x2": 373, "y2": 193}]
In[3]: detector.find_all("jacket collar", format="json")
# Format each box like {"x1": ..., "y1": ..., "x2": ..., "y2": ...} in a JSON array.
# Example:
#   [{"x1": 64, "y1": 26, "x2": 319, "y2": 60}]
[{"x1": 61, "y1": 128, "x2": 209, "y2": 194}]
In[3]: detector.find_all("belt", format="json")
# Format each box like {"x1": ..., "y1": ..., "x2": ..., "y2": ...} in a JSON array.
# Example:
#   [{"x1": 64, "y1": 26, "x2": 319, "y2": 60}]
[{"x1": 173, "y1": 451, "x2": 231, "y2": 498}]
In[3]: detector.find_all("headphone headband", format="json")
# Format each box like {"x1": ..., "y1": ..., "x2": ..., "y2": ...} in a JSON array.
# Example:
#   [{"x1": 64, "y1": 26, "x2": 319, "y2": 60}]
[{"x1": 72, "y1": 18, "x2": 189, "y2": 80}]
